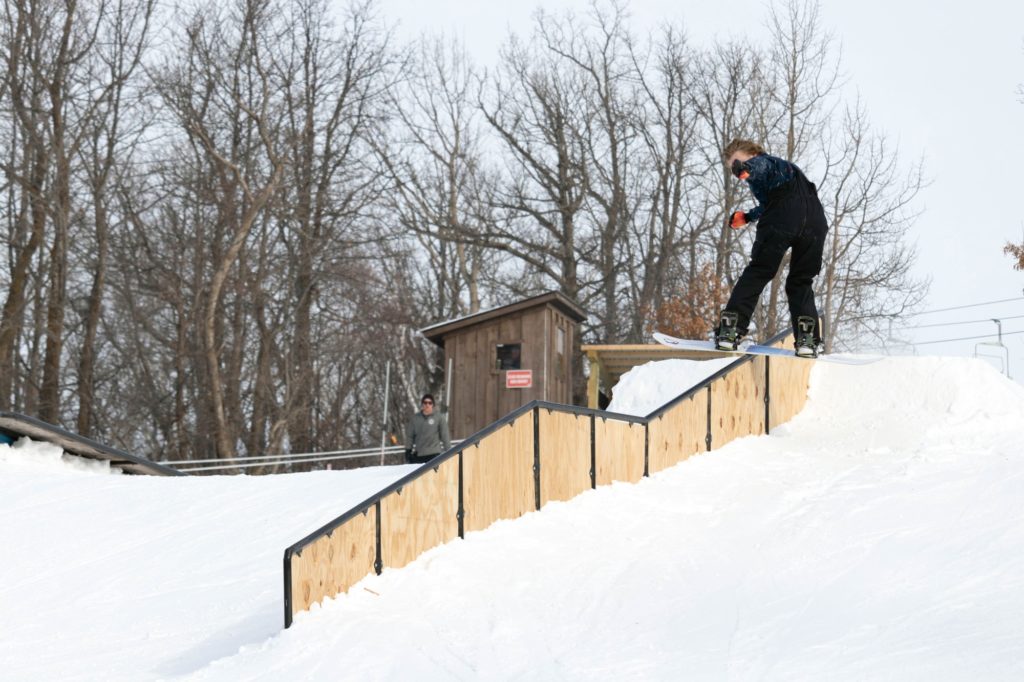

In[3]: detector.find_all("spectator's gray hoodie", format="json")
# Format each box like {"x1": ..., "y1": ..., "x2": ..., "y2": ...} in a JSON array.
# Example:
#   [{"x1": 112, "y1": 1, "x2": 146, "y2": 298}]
[{"x1": 405, "y1": 410, "x2": 451, "y2": 457}]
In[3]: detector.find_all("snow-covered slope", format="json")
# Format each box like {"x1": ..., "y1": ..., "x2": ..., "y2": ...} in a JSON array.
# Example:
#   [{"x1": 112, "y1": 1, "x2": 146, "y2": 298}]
[
  {"x1": 3, "y1": 357, "x2": 1024, "y2": 680},
  {"x1": 0, "y1": 443, "x2": 417, "y2": 681}
]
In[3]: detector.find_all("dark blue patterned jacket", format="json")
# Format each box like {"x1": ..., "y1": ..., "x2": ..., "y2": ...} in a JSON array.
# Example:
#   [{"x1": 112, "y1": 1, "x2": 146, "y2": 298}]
[{"x1": 739, "y1": 153, "x2": 798, "y2": 223}]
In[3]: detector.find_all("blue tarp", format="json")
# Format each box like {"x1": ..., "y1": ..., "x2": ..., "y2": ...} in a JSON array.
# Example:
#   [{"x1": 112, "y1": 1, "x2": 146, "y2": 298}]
[{"x1": 0, "y1": 432, "x2": 14, "y2": 445}]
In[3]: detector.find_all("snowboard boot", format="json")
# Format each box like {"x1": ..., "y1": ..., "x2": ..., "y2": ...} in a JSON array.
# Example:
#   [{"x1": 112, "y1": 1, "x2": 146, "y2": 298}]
[
  {"x1": 794, "y1": 316, "x2": 819, "y2": 358},
  {"x1": 715, "y1": 311, "x2": 742, "y2": 351}
]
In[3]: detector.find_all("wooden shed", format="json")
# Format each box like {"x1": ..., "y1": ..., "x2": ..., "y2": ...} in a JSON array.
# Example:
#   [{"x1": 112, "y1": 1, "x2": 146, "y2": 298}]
[{"x1": 420, "y1": 292, "x2": 587, "y2": 439}]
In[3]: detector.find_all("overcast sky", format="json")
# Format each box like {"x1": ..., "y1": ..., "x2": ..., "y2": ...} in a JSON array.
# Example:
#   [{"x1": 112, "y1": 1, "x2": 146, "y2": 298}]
[{"x1": 374, "y1": 0, "x2": 1024, "y2": 375}]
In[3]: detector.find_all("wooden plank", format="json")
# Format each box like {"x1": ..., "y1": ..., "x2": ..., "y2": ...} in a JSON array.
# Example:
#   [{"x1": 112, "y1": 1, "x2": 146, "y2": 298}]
[
  {"x1": 549, "y1": 311, "x2": 563, "y2": 402},
  {"x1": 595, "y1": 418, "x2": 645, "y2": 485},
  {"x1": 538, "y1": 409, "x2": 591, "y2": 506},
  {"x1": 710, "y1": 356, "x2": 766, "y2": 448},
  {"x1": 380, "y1": 457, "x2": 460, "y2": 570},
  {"x1": 557, "y1": 310, "x2": 571, "y2": 403},
  {"x1": 478, "y1": 324, "x2": 492, "y2": 433},
  {"x1": 560, "y1": 312, "x2": 572, "y2": 402},
  {"x1": 647, "y1": 392, "x2": 707, "y2": 473},
  {"x1": 485, "y1": 323, "x2": 499, "y2": 429},
  {"x1": 289, "y1": 506, "x2": 377, "y2": 617},
  {"x1": 586, "y1": 351, "x2": 602, "y2": 409},
  {"x1": 462, "y1": 413, "x2": 535, "y2": 533},
  {"x1": 769, "y1": 355, "x2": 813, "y2": 427},
  {"x1": 454, "y1": 331, "x2": 474, "y2": 438},
  {"x1": 519, "y1": 308, "x2": 544, "y2": 404}
]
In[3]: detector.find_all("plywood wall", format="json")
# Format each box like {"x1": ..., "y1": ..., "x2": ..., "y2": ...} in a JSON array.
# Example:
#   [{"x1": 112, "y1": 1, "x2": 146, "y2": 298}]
[
  {"x1": 289, "y1": 507, "x2": 377, "y2": 616},
  {"x1": 380, "y1": 457, "x2": 460, "y2": 571},
  {"x1": 462, "y1": 414, "x2": 536, "y2": 533},
  {"x1": 647, "y1": 392, "x2": 707, "y2": 474},
  {"x1": 710, "y1": 356, "x2": 766, "y2": 448},
  {"x1": 538, "y1": 410, "x2": 592, "y2": 506},
  {"x1": 595, "y1": 418, "x2": 645, "y2": 485},
  {"x1": 769, "y1": 355, "x2": 813, "y2": 428}
]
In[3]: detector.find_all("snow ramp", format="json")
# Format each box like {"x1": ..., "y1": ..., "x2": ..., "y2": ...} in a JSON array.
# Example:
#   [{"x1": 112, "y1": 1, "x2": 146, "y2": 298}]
[
  {"x1": 229, "y1": 354, "x2": 1024, "y2": 682},
  {"x1": 282, "y1": 332, "x2": 814, "y2": 627}
]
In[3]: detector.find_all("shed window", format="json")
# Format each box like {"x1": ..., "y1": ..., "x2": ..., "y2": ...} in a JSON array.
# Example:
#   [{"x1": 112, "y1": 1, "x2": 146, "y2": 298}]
[{"x1": 496, "y1": 343, "x2": 522, "y2": 370}]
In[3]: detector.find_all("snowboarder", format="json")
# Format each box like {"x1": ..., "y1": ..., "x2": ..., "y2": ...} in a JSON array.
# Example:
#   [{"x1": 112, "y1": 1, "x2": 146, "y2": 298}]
[{"x1": 715, "y1": 139, "x2": 829, "y2": 358}]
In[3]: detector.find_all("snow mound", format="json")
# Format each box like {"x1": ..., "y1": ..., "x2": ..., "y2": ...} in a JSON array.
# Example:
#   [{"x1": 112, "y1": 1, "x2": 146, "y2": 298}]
[
  {"x1": 607, "y1": 357, "x2": 735, "y2": 416},
  {"x1": 807, "y1": 355, "x2": 1024, "y2": 421},
  {"x1": 786, "y1": 356, "x2": 1024, "y2": 453}
]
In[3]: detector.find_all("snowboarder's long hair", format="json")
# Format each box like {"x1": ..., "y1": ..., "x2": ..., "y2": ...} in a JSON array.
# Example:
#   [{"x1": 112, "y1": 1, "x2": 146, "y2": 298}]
[{"x1": 722, "y1": 138, "x2": 766, "y2": 160}]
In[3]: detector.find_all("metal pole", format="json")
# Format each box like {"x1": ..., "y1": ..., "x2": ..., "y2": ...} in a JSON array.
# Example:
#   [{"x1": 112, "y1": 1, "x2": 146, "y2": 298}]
[
  {"x1": 446, "y1": 357, "x2": 453, "y2": 411},
  {"x1": 993, "y1": 319, "x2": 1010, "y2": 378},
  {"x1": 380, "y1": 361, "x2": 391, "y2": 466}
]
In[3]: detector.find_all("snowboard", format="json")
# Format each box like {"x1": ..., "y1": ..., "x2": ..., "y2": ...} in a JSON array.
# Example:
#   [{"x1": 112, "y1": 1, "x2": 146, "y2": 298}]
[{"x1": 652, "y1": 332, "x2": 879, "y2": 366}]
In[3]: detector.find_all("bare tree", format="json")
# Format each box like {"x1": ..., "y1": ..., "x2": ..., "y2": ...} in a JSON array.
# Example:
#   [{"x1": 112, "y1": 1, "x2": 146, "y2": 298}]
[
  {"x1": 533, "y1": 2, "x2": 639, "y2": 341},
  {"x1": 379, "y1": 35, "x2": 492, "y2": 321},
  {"x1": 477, "y1": 28, "x2": 592, "y2": 301},
  {"x1": 0, "y1": 0, "x2": 50, "y2": 408},
  {"x1": 0, "y1": 0, "x2": 933, "y2": 463},
  {"x1": 817, "y1": 102, "x2": 928, "y2": 351},
  {"x1": 155, "y1": 0, "x2": 286, "y2": 458},
  {"x1": 0, "y1": 0, "x2": 155, "y2": 424},
  {"x1": 75, "y1": 0, "x2": 155, "y2": 435},
  {"x1": 627, "y1": 24, "x2": 713, "y2": 340},
  {"x1": 274, "y1": 0, "x2": 397, "y2": 454}
]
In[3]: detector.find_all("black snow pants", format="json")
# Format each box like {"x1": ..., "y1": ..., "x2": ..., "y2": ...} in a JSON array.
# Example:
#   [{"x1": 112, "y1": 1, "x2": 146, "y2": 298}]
[{"x1": 725, "y1": 168, "x2": 829, "y2": 342}]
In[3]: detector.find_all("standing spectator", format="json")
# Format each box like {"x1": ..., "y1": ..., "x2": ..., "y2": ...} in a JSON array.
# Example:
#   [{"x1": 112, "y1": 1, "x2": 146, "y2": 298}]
[{"x1": 404, "y1": 393, "x2": 451, "y2": 464}]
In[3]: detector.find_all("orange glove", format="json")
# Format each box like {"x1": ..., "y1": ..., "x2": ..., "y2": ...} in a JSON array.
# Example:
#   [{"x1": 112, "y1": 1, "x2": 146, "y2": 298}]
[{"x1": 730, "y1": 211, "x2": 747, "y2": 229}]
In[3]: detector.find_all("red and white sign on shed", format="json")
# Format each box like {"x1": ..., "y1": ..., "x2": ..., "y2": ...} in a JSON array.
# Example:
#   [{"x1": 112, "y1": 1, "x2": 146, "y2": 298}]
[{"x1": 505, "y1": 370, "x2": 533, "y2": 389}]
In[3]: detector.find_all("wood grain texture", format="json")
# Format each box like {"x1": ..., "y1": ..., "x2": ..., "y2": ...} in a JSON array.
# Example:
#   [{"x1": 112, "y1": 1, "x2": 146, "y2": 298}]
[
  {"x1": 462, "y1": 413, "x2": 535, "y2": 533},
  {"x1": 289, "y1": 506, "x2": 377, "y2": 617},
  {"x1": 538, "y1": 409, "x2": 591, "y2": 506},
  {"x1": 710, "y1": 356, "x2": 766, "y2": 448},
  {"x1": 379, "y1": 457, "x2": 460, "y2": 571},
  {"x1": 595, "y1": 418, "x2": 645, "y2": 485},
  {"x1": 647, "y1": 392, "x2": 707, "y2": 473},
  {"x1": 769, "y1": 355, "x2": 813, "y2": 428}
]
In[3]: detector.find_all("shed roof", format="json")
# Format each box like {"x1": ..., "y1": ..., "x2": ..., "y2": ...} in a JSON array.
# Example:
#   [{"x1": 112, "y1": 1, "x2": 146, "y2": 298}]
[{"x1": 420, "y1": 291, "x2": 587, "y2": 345}]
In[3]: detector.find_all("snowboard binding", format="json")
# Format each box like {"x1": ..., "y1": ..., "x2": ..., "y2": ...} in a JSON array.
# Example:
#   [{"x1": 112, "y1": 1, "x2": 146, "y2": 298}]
[
  {"x1": 715, "y1": 311, "x2": 743, "y2": 351},
  {"x1": 795, "y1": 316, "x2": 820, "y2": 358}
]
